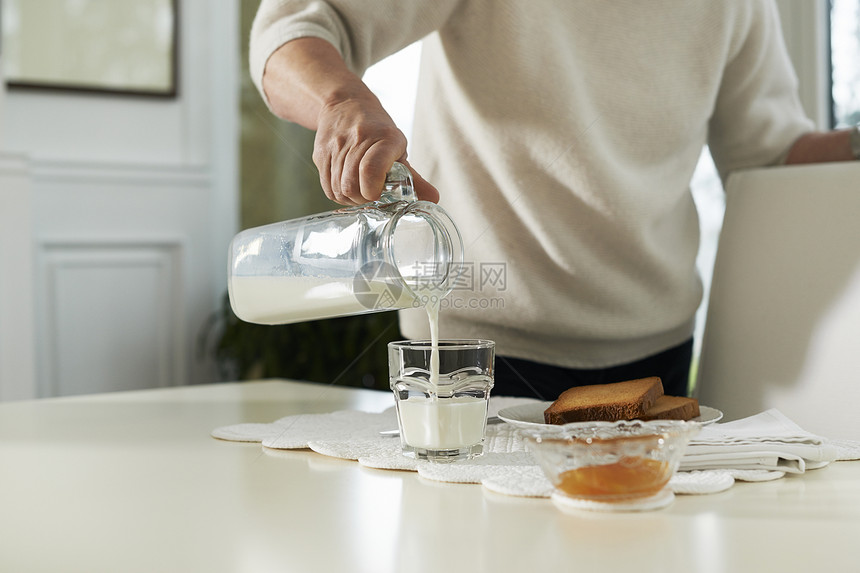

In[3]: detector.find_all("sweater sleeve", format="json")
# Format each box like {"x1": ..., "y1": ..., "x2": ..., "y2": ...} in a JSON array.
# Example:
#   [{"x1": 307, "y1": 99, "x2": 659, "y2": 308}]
[
  {"x1": 707, "y1": 0, "x2": 814, "y2": 184},
  {"x1": 249, "y1": 0, "x2": 461, "y2": 109}
]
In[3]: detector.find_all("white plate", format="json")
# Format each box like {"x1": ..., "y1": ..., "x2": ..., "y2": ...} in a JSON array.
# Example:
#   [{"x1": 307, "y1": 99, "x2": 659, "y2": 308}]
[{"x1": 497, "y1": 401, "x2": 723, "y2": 430}]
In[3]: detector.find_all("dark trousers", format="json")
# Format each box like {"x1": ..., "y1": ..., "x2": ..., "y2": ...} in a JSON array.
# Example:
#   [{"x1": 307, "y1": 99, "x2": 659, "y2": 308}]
[{"x1": 493, "y1": 338, "x2": 694, "y2": 400}]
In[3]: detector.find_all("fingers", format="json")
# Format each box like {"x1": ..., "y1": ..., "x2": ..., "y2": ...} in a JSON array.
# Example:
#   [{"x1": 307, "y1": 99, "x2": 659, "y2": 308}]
[
  {"x1": 316, "y1": 140, "x2": 439, "y2": 206},
  {"x1": 314, "y1": 139, "x2": 398, "y2": 206},
  {"x1": 316, "y1": 145, "x2": 440, "y2": 206},
  {"x1": 318, "y1": 144, "x2": 397, "y2": 205},
  {"x1": 313, "y1": 132, "x2": 362, "y2": 206}
]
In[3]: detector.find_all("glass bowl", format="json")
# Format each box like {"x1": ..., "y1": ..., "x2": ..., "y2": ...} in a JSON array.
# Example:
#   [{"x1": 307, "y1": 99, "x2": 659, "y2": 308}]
[{"x1": 522, "y1": 419, "x2": 700, "y2": 512}]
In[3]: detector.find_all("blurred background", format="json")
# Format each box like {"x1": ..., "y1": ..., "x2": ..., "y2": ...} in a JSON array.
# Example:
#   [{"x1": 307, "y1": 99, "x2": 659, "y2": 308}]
[{"x1": 0, "y1": 0, "x2": 857, "y2": 400}]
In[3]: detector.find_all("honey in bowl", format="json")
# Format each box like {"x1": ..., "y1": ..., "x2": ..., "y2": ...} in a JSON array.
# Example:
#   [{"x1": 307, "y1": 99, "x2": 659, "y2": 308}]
[{"x1": 555, "y1": 456, "x2": 671, "y2": 500}]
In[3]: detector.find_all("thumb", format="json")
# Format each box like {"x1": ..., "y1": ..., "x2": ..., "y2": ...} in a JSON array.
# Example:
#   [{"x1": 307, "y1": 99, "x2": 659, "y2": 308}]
[{"x1": 399, "y1": 159, "x2": 440, "y2": 203}]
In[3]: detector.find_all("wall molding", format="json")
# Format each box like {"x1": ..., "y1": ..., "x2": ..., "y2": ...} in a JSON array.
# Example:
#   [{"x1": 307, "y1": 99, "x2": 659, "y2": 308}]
[
  {"x1": 0, "y1": 152, "x2": 30, "y2": 175},
  {"x1": 29, "y1": 158, "x2": 212, "y2": 188},
  {"x1": 37, "y1": 240, "x2": 185, "y2": 397}
]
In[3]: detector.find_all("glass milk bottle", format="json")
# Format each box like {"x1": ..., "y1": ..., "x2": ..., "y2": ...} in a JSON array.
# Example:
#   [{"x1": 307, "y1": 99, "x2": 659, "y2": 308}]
[{"x1": 228, "y1": 163, "x2": 463, "y2": 324}]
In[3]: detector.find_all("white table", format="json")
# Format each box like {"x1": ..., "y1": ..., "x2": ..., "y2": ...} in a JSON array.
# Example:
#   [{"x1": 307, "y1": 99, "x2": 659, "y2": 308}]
[{"x1": 1, "y1": 380, "x2": 858, "y2": 573}]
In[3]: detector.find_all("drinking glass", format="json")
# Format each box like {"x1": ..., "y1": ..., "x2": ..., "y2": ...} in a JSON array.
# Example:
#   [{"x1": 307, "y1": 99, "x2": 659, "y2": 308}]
[{"x1": 388, "y1": 339, "x2": 495, "y2": 462}]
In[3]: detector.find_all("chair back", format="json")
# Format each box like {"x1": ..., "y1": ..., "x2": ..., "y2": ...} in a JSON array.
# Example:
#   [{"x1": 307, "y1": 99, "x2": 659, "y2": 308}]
[{"x1": 696, "y1": 162, "x2": 860, "y2": 440}]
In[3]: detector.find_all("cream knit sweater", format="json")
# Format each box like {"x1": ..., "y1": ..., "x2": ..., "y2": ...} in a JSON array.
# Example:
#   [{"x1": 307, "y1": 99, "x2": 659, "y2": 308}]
[{"x1": 250, "y1": 0, "x2": 813, "y2": 368}]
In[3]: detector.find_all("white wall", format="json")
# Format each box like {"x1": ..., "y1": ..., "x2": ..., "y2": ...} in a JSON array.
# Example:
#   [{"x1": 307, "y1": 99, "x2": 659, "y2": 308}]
[
  {"x1": 0, "y1": 0, "x2": 239, "y2": 399},
  {"x1": 0, "y1": 152, "x2": 35, "y2": 400}
]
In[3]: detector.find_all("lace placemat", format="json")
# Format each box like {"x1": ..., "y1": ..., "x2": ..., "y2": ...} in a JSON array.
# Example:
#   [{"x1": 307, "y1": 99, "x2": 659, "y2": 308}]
[{"x1": 212, "y1": 398, "x2": 860, "y2": 498}]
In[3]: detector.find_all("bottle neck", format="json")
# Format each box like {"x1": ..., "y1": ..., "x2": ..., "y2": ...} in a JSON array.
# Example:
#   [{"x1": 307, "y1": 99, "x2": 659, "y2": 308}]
[{"x1": 379, "y1": 162, "x2": 417, "y2": 203}]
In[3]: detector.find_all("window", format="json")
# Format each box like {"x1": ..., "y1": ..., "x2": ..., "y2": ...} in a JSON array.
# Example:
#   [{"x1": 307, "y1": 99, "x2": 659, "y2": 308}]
[
  {"x1": 363, "y1": 43, "x2": 423, "y2": 144},
  {"x1": 830, "y1": 0, "x2": 860, "y2": 127}
]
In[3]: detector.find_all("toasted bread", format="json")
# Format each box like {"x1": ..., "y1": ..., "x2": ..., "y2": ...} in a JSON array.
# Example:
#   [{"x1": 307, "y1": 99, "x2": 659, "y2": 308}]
[
  {"x1": 543, "y1": 377, "x2": 664, "y2": 424},
  {"x1": 641, "y1": 395, "x2": 700, "y2": 421}
]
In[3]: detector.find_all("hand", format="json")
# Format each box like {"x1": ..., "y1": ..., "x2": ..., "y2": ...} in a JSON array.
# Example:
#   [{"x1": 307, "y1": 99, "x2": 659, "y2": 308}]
[
  {"x1": 260, "y1": 37, "x2": 439, "y2": 205},
  {"x1": 313, "y1": 94, "x2": 440, "y2": 205}
]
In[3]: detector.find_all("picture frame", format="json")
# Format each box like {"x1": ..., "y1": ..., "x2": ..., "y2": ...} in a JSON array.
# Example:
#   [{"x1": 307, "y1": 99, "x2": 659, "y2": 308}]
[{"x1": 1, "y1": 0, "x2": 178, "y2": 98}]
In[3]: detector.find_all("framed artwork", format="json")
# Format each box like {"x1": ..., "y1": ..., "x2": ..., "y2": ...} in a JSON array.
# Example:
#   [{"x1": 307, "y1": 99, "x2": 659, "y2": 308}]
[{"x1": 1, "y1": 0, "x2": 177, "y2": 98}]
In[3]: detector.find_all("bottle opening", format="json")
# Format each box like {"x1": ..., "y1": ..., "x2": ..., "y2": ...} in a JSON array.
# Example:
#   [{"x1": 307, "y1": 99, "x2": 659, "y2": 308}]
[{"x1": 387, "y1": 202, "x2": 464, "y2": 301}]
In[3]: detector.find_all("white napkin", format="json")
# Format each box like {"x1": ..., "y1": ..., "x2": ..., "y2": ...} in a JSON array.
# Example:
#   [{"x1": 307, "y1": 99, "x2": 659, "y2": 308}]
[{"x1": 679, "y1": 409, "x2": 841, "y2": 473}]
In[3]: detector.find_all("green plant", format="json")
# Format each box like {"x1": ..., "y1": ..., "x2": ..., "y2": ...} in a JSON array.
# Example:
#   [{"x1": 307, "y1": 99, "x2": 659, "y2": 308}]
[{"x1": 206, "y1": 292, "x2": 400, "y2": 390}]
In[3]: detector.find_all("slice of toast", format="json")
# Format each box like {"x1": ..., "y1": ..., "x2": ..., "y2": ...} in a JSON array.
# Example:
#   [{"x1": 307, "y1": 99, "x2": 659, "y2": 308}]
[
  {"x1": 641, "y1": 395, "x2": 700, "y2": 421},
  {"x1": 543, "y1": 377, "x2": 664, "y2": 424}
]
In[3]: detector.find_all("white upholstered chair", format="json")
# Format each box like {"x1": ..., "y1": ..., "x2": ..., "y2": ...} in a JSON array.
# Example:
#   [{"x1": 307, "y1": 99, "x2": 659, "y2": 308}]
[{"x1": 696, "y1": 161, "x2": 860, "y2": 441}]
